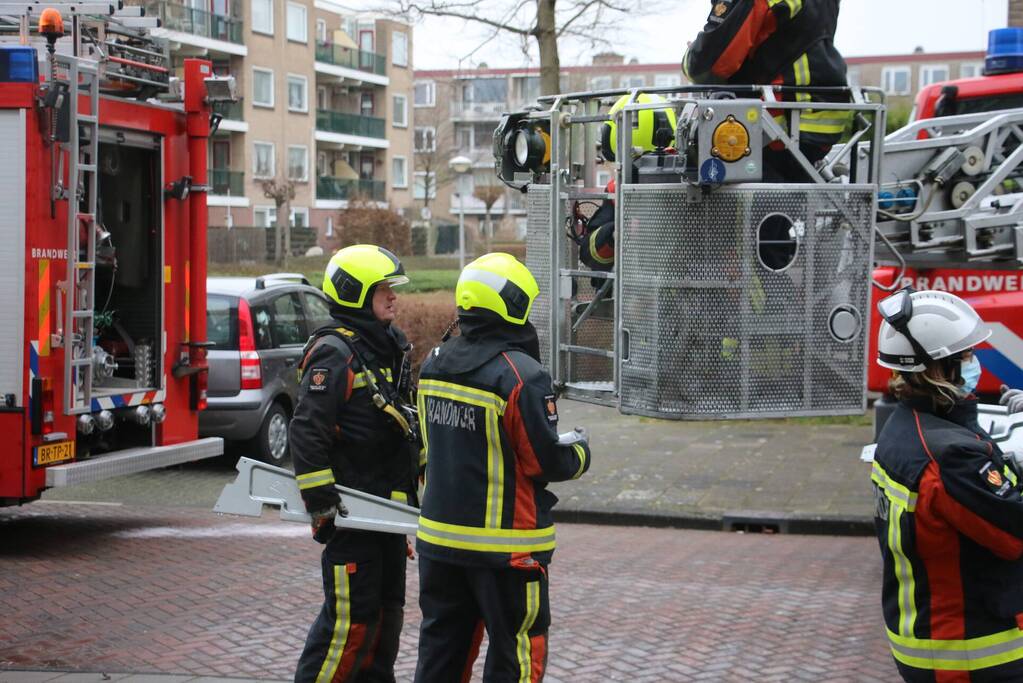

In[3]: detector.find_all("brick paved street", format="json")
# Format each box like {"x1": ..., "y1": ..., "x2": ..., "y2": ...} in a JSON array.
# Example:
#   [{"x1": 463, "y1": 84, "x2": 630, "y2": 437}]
[{"x1": 0, "y1": 502, "x2": 896, "y2": 682}]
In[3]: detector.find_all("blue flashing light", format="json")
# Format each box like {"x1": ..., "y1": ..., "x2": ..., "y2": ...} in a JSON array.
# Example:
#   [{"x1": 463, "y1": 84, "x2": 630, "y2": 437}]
[
  {"x1": 878, "y1": 191, "x2": 895, "y2": 211},
  {"x1": 986, "y1": 27, "x2": 1023, "y2": 76},
  {"x1": 0, "y1": 46, "x2": 38, "y2": 83}
]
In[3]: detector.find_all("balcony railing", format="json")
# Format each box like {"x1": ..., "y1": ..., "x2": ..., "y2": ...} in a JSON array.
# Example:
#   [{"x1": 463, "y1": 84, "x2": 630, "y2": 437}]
[
  {"x1": 212, "y1": 98, "x2": 243, "y2": 120},
  {"x1": 142, "y1": 0, "x2": 244, "y2": 44},
  {"x1": 314, "y1": 41, "x2": 386, "y2": 76},
  {"x1": 316, "y1": 109, "x2": 386, "y2": 139},
  {"x1": 317, "y1": 176, "x2": 385, "y2": 202},
  {"x1": 450, "y1": 101, "x2": 507, "y2": 118},
  {"x1": 209, "y1": 169, "x2": 244, "y2": 196}
]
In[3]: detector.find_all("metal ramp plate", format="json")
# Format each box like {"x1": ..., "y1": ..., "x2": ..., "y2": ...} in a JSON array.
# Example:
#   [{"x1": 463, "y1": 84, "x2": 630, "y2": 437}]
[
  {"x1": 45, "y1": 437, "x2": 223, "y2": 487},
  {"x1": 214, "y1": 457, "x2": 420, "y2": 536}
]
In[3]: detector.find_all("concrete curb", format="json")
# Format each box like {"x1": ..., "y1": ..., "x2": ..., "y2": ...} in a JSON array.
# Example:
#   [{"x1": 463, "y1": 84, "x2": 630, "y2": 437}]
[{"x1": 553, "y1": 507, "x2": 875, "y2": 536}]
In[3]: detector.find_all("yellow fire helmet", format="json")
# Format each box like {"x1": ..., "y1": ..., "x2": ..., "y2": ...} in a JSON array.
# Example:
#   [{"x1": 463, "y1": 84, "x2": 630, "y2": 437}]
[
  {"x1": 600, "y1": 92, "x2": 677, "y2": 162},
  {"x1": 455, "y1": 252, "x2": 539, "y2": 325},
  {"x1": 322, "y1": 244, "x2": 409, "y2": 308}
]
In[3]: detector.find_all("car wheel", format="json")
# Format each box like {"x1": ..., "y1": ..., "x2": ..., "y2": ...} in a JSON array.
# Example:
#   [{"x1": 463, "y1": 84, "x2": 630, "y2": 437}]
[{"x1": 255, "y1": 403, "x2": 290, "y2": 465}]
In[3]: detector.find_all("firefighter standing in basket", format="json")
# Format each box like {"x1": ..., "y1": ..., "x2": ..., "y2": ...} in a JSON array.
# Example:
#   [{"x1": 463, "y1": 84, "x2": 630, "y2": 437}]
[
  {"x1": 872, "y1": 288, "x2": 1023, "y2": 682},
  {"x1": 412, "y1": 253, "x2": 592, "y2": 682},
  {"x1": 291, "y1": 244, "x2": 419, "y2": 683},
  {"x1": 682, "y1": 0, "x2": 851, "y2": 181}
]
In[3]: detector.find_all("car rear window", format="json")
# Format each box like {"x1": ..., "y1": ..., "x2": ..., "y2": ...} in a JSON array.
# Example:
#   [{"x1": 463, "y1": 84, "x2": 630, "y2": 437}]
[
  {"x1": 943, "y1": 93, "x2": 1023, "y2": 117},
  {"x1": 207, "y1": 294, "x2": 237, "y2": 350}
]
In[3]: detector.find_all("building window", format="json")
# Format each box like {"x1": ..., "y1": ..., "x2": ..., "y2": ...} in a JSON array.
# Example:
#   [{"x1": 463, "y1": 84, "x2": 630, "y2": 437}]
[
  {"x1": 414, "y1": 171, "x2": 436, "y2": 200},
  {"x1": 392, "y1": 30, "x2": 408, "y2": 67},
  {"x1": 920, "y1": 64, "x2": 949, "y2": 88},
  {"x1": 846, "y1": 67, "x2": 861, "y2": 88},
  {"x1": 392, "y1": 94, "x2": 408, "y2": 127},
  {"x1": 654, "y1": 73, "x2": 681, "y2": 88},
  {"x1": 254, "y1": 205, "x2": 277, "y2": 227},
  {"x1": 286, "y1": 2, "x2": 307, "y2": 42},
  {"x1": 392, "y1": 156, "x2": 408, "y2": 188},
  {"x1": 316, "y1": 19, "x2": 327, "y2": 43},
  {"x1": 414, "y1": 127, "x2": 436, "y2": 152},
  {"x1": 325, "y1": 216, "x2": 334, "y2": 237},
  {"x1": 596, "y1": 169, "x2": 612, "y2": 188},
  {"x1": 361, "y1": 92, "x2": 374, "y2": 116},
  {"x1": 287, "y1": 74, "x2": 308, "y2": 112},
  {"x1": 316, "y1": 86, "x2": 328, "y2": 110},
  {"x1": 290, "y1": 207, "x2": 309, "y2": 228},
  {"x1": 414, "y1": 81, "x2": 435, "y2": 107},
  {"x1": 455, "y1": 172, "x2": 473, "y2": 196},
  {"x1": 253, "y1": 142, "x2": 275, "y2": 178},
  {"x1": 287, "y1": 145, "x2": 308, "y2": 181},
  {"x1": 621, "y1": 75, "x2": 645, "y2": 88},
  {"x1": 959, "y1": 62, "x2": 984, "y2": 79},
  {"x1": 252, "y1": 67, "x2": 274, "y2": 107},
  {"x1": 251, "y1": 0, "x2": 272, "y2": 35},
  {"x1": 882, "y1": 66, "x2": 911, "y2": 96},
  {"x1": 590, "y1": 76, "x2": 612, "y2": 90}
]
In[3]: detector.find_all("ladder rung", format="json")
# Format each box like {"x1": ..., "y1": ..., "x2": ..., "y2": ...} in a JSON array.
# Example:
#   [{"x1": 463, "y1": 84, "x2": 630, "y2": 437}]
[
  {"x1": 559, "y1": 344, "x2": 614, "y2": 359},
  {"x1": 77, "y1": 213, "x2": 95, "y2": 223},
  {"x1": 75, "y1": 262, "x2": 95, "y2": 270},
  {"x1": 71, "y1": 358, "x2": 92, "y2": 367},
  {"x1": 78, "y1": 164, "x2": 97, "y2": 173},
  {"x1": 72, "y1": 310, "x2": 94, "y2": 318},
  {"x1": 78, "y1": 115, "x2": 98, "y2": 124}
]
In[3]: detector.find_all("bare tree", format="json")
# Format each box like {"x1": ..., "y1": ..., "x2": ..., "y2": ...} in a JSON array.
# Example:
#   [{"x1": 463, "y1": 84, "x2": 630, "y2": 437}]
[
  {"x1": 261, "y1": 178, "x2": 296, "y2": 267},
  {"x1": 413, "y1": 96, "x2": 456, "y2": 214},
  {"x1": 395, "y1": 0, "x2": 634, "y2": 95},
  {"x1": 473, "y1": 183, "x2": 504, "y2": 252}
]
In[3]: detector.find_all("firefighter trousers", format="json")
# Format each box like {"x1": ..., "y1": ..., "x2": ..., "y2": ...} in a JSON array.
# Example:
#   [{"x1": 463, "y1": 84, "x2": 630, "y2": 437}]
[
  {"x1": 413, "y1": 556, "x2": 550, "y2": 683},
  {"x1": 295, "y1": 530, "x2": 407, "y2": 683}
]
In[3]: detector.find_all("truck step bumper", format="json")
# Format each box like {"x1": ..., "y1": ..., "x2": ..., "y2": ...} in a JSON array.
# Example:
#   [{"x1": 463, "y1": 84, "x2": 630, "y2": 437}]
[{"x1": 45, "y1": 437, "x2": 224, "y2": 488}]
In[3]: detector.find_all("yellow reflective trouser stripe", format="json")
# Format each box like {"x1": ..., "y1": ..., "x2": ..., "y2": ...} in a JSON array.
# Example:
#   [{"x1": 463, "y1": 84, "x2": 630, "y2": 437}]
[
  {"x1": 417, "y1": 390, "x2": 430, "y2": 469},
  {"x1": 297, "y1": 469, "x2": 335, "y2": 490},
  {"x1": 517, "y1": 581, "x2": 541, "y2": 683},
  {"x1": 572, "y1": 443, "x2": 587, "y2": 480},
  {"x1": 419, "y1": 379, "x2": 507, "y2": 414},
  {"x1": 888, "y1": 627, "x2": 1023, "y2": 671},
  {"x1": 799, "y1": 109, "x2": 852, "y2": 134},
  {"x1": 589, "y1": 229, "x2": 613, "y2": 265},
  {"x1": 889, "y1": 502, "x2": 918, "y2": 639},
  {"x1": 871, "y1": 462, "x2": 918, "y2": 511},
  {"x1": 315, "y1": 564, "x2": 351, "y2": 683},
  {"x1": 390, "y1": 491, "x2": 408, "y2": 503},
  {"x1": 793, "y1": 53, "x2": 811, "y2": 103},
  {"x1": 485, "y1": 406, "x2": 504, "y2": 528},
  {"x1": 417, "y1": 516, "x2": 557, "y2": 553},
  {"x1": 352, "y1": 368, "x2": 392, "y2": 389}
]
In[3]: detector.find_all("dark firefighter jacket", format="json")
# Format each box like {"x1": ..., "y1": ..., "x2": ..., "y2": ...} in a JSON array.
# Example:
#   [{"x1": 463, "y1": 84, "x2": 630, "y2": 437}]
[
  {"x1": 872, "y1": 397, "x2": 1023, "y2": 679},
  {"x1": 290, "y1": 319, "x2": 418, "y2": 514},
  {"x1": 415, "y1": 313, "x2": 591, "y2": 569},
  {"x1": 682, "y1": 0, "x2": 850, "y2": 145},
  {"x1": 578, "y1": 197, "x2": 615, "y2": 273}
]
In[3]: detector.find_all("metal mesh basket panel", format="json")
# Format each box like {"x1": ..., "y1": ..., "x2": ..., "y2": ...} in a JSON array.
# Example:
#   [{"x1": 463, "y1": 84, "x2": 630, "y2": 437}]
[
  {"x1": 525, "y1": 186, "x2": 553, "y2": 369},
  {"x1": 618, "y1": 185, "x2": 873, "y2": 419}
]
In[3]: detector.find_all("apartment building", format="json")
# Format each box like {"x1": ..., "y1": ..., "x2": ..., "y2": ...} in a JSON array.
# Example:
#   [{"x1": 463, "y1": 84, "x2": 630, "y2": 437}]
[
  {"x1": 137, "y1": 0, "x2": 415, "y2": 238},
  {"x1": 413, "y1": 49, "x2": 987, "y2": 244}
]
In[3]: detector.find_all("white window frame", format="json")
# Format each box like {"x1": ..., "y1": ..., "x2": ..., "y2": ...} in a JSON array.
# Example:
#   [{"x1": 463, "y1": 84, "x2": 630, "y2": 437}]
[
  {"x1": 590, "y1": 76, "x2": 612, "y2": 90},
  {"x1": 326, "y1": 216, "x2": 334, "y2": 237},
  {"x1": 920, "y1": 64, "x2": 950, "y2": 89},
  {"x1": 251, "y1": 0, "x2": 272, "y2": 35},
  {"x1": 253, "y1": 141, "x2": 275, "y2": 179},
  {"x1": 287, "y1": 145, "x2": 309, "y2": 182},
  {"x1": 620, "y1": 75, "x2": 645, "y2": 88},
  {"x1": 392, "y1": 94, "x2": 408, "y2": 128},
  {"x1": 881, "y1": 66, "x2": 912, "y2": 96},
  {"x1": 414, "y1": 126, "x2": 436, "y2": 152},
  {"x1": 595, "y1": 169, "x2": 612, "y2": 188},
  {"x1": 286, "y1": 2, "x2": 307, "y2": 43},
  {"x1": 287, "y1": 74, "x2": 308, "y2": 113},
  {"x1": 391, "y1": 155, "x2": 408, "y2": 188},
  {"x1": 959, "y1": 62, "x2": 984, "y2": 79},
  {"x1": 254, "y1": 205, "x2": 277, "y2": 228},
  {"x1": 414, "y1": 80, "x2": 435, "y2": 107},
  {"x1": 252, "y1": 67, "x2": 274, "y2": 108},
  {"x1": 846, "y1": 66, "x2": 861, "y2": 88},
  {"x1": 290, "y1": 206, "x2": 309, "y2": 228},
  {"x1": 392, "y1": 30, "x2": 408, "y2": 67},
  {"x1": 654, "y1": 73, "x2": 681, "y2": 88},
  {"x1": 315, "y1": 19, "x2": 327, "y2": 43},
  {"x1": 414, "y1": 171, "x2": 436, "y2": 200}
]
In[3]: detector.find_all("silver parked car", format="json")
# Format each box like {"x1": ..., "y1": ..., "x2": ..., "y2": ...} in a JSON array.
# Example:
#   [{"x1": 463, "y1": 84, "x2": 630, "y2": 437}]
[{"x1": 200, "y1": 274, "x2": 334, "y2": 464}]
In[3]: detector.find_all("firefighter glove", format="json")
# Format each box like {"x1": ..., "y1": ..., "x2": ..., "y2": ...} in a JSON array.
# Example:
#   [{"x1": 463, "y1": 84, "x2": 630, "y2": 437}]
[
  {"x1": 573, "y1": 426, "x2": 589, "y2": 444},
  {"x1": 310, "y1": 501, "x2": 348, "y2": 544},
  {"x1": 1001, "y1": 385, "x2": 1023, "y2": 414}
]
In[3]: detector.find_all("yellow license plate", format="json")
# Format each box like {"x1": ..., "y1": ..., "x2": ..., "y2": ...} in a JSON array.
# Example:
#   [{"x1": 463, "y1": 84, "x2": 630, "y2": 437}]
[{"x1": 33, "y1": 441, "x2": 75, "y2": 467}]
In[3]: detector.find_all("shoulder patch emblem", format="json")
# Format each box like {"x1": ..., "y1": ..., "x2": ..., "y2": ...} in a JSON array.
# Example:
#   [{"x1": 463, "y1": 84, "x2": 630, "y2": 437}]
[
  {"x1": 544, "y1": 394, "x2": 558, "y2": 424},
  {"x1": 713, "y1": 2, "x2": 728, "y2": 17},
  {"x1": 979, "y1": 462, "x2": 1012, "y2": 497},
  {"x1": 309, "y1": 368, "x2": 329, "y2": 392}
]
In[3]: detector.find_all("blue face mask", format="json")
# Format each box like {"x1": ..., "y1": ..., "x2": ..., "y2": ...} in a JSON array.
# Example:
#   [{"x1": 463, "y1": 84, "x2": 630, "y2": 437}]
[{"x1": 960, "y1": 355, "x2": 982, "y2": 395}]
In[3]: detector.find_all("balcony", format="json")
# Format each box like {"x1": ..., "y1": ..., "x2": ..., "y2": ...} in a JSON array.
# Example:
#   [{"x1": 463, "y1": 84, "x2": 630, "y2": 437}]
[
  {"x1": 207, "y1": 169, "x2": 248, "y2": 207},
  {"x1": 212, "y1": 98, "x2": 247, "y2": 133},
  {"x1": 315, "y1": 109, "x2": 388, "y2": 149},
  {"x1": 314, "y1": 42, "x2": 388, "y2": 87},
  {"x1": 142, "y1": 0, "x2": 246, "y2": 54},
  {"x1": 451, "y1": 101, "x2": 507, "y2": 120},
  {"x1": 316, "y1": 176, "x2": 385, "y2": 202}
]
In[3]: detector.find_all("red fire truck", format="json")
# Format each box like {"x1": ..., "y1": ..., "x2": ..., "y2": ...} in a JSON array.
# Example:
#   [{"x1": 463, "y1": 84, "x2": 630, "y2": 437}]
[{"x1": 0, "y1": 4, "x2": 224, "y2": 505}]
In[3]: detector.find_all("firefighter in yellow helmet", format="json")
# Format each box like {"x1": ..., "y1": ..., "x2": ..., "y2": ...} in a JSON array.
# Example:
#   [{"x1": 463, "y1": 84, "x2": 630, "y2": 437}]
[
  {"x1": 292, "y1": 244, "x2": 419, "y2": 683},
  {"x1": 413, "y1": 253, "x2": 592, "y2": 682}
]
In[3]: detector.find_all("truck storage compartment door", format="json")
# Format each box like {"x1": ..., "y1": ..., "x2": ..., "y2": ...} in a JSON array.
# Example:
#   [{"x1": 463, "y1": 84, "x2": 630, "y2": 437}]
[{"x1": 0, "y1": 109, "x2": 25, "y2": 409}]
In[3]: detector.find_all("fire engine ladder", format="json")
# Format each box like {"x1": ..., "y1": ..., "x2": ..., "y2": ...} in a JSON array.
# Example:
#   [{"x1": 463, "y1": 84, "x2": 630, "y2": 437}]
[{"x1": 56, "y1": 51, "x2": 101, "y2": 415}]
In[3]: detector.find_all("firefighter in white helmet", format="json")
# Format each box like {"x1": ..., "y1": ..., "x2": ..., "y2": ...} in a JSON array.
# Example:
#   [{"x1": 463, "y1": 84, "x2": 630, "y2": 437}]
[{"x1": 871, "y1": 288, "x2": 1023, "y2": 682}]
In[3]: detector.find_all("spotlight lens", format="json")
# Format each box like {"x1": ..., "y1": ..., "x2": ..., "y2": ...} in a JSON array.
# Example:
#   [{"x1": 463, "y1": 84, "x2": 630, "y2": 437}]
[{"x1": 514, "y1": 130, "x2": 531, "y2": 167}]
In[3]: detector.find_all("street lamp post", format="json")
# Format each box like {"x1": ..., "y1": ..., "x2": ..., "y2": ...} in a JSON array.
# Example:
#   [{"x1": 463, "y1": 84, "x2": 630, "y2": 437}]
[{"x1": 448, "y1": 155, "x2": 472, "y2": 270}]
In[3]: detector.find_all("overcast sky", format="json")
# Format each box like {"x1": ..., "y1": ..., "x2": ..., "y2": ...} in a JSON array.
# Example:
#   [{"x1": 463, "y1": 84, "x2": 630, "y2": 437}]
[{"x1": 410, "y1": 0, "x2": 1010, "y2": 71}]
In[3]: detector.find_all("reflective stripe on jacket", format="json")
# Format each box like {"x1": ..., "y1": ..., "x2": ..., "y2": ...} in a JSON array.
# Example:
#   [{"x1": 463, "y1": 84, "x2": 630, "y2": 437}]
[
  {"x1": 873, "y1": 399, "x2": 1023, "y2": 678},
  {"x1": 416, "y1": 349, "x2": 590, "y2": 568}
]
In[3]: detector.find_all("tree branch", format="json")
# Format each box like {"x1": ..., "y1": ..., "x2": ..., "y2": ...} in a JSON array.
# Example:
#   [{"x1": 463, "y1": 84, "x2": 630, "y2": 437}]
[{"x1": 399, "y1": 0, "x2": 531, "y2": 36}]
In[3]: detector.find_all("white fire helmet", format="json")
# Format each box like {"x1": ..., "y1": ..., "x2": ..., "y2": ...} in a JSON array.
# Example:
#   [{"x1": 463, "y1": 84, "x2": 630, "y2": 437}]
[{"x1": 876, "y1": 288, "x2": 991, "y2": 373}]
